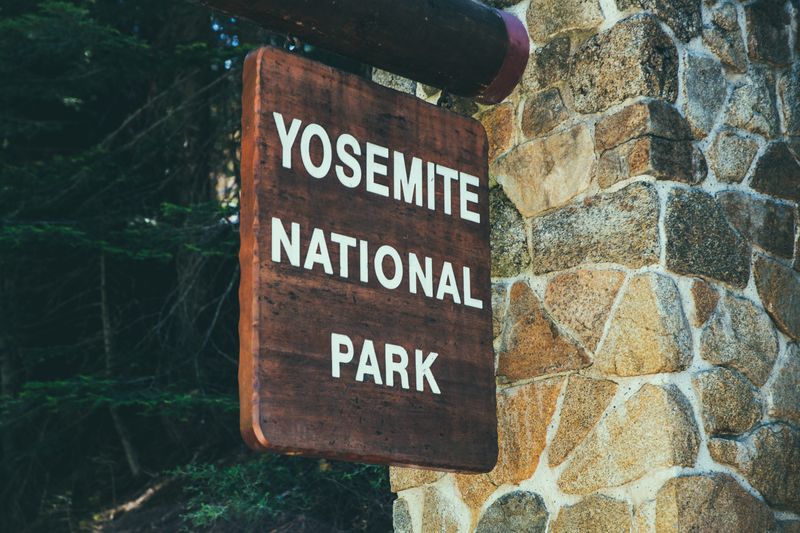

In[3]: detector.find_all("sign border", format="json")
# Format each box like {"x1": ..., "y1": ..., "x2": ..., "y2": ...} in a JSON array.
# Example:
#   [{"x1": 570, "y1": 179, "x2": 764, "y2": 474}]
[{"x1": 239, "y1": 47, "x2": 497, "y2": 472}]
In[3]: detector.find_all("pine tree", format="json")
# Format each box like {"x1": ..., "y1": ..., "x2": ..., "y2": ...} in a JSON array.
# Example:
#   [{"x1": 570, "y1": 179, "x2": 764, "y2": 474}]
[{"x1": 0, "y1": 1, "x2": 389, "y2": 530}]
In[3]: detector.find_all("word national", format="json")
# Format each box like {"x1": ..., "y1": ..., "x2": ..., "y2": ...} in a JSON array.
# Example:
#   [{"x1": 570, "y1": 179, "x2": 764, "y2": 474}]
[
  {"x1": 271, "y1": 217, "x2": 484, "y2": 309},
  {"x1": 272, "y1": 112, "x2": 481, "y2": 223}
]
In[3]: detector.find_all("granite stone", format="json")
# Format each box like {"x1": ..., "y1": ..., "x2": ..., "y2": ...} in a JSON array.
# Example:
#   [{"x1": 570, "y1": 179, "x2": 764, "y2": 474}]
[
  {"x1": 544, "y1": 269, "x2": 626, "y2": 352},
  {"x1": 751, "y1": 142, "x2": 800, "y2": 202},
  {"x1": 706, "y1": 129, "x2": 758, "y2": 183},
  {"x1": 595, "y1": 272, "x2": 692, "y2": 376},
  {"x1": 725, "y1": 65, "x2": 778, "y2": 137},
  {"x1": 529, "y1": 182, "x2": 660, "y2": 273},
  {"x1": 551, "y1": 494, "x2": 632, "y2": 533},
  {"x1": 665, "y1": 188, "x2": 750, "y2": 288},
  {"x1": 476, "y1": 491, "x2": 548, "y2": 533},
  {"x1": 692, "y1": 367, "x2": 762, "y2": 436},
  {"x1": 521, "y1": 88, "x2": 568, "y2": 138},
  {"x1": 766, "y1": 344, "x2": 800, "y2": 424},
  {"x1": 527, "y1": 0, "x2": 604, "y2": 42},
  {"x1": 779, "y1": 65, "x2": 800, "y2": 136},
  {"x1": 498, "y1": 282, "x2": 590, "y2": 383},
  {"x1": 569, "y1": 15, "x2": 678, "y2": 114},
  {"x1": 754, "y1": 255, "x2": 800, "y2": 341},
  {"x1": 559, "y1": 384, "x2": 699, "y2": 494},
  {"x1": 744, "y1": 0, "x2": 792, "y2": 66},
  {"x1": 699, "y1": 292, "x2": 779, "y2": 386},
  {"x1": 655, "y1": 473, "x2": 775, "y2": 532},
  {"x1": 702, "y1": 3, "x2": 747, "y2": 73},
  {"x1": 494, "y1": 124, "x2": 595, "y2": 218},
  {"x1": 709, "y1": 423, "x2": 800, "y2": 512},
  {"x1": 718, "y1": 190, "x2": 796, "y2": 258},
  {"x1": 548, "y1": 375, "x2": 618, "y2": 466},
  {"x1": 490, "y1": 188, "x2": 531, "y2": 278},
  {"x1": 683, "y1": 54, "x2": 727, "y2": 138}
]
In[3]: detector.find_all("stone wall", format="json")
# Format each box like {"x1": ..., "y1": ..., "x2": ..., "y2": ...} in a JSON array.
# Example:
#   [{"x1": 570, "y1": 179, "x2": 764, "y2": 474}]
[{"x1": 382, "y1": 0, "x2": 800, "y2": 531}]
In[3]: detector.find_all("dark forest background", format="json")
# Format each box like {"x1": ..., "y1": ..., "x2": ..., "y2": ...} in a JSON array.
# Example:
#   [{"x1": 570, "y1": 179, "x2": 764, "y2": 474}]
[{"x1": 0, "y1": 1, "x2": 391, "y2": 530}]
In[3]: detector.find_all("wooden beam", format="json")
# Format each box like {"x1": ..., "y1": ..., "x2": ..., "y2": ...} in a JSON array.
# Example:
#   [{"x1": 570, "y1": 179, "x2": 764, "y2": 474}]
[{"x1": 196, "y1": 0, "x2": 528, "y2": 103}]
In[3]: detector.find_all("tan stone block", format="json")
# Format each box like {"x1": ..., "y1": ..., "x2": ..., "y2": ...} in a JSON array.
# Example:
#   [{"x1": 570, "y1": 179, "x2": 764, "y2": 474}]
[
  {"x1": 595, "y1": 273, "x2": 692, "y2": 376},
  {"x1": 544, "y1": 269, "x2": 625, "y2": 352},
  {"x1": 479, "y1": 103, "x2": 515, "y2": 163},
  {"x1": 692, "y1": 367, "x2": 761, "y2": 436},
  {"x1": 700, "y1": 291, "x2": 779, "y2": 386},
  {"x1": 527, "y1": 0, "x2": 603, "y2": 43},
  {"x1": 706, "y1": 129, "x2": 758, "y2": 184},
  {"x1": 595, "y1": 135, "x2": 703, "y2": 187},
  {"x1": 569, "y1": 16, "x2": 678, "y2": 114},
  {"x1": 633, "y1": 500, "x2": 656, "y2": 533},
  {"x1": 528, "y1": 182, "x2": 660, "y2": 274},
  {"x1": 498, "y1": 282, "x2": 590, "y2": 383},
  {"x1": 766, "y1": 344, "x2": 800, "y2": 424},
  {"x1": 625, "y1": 136, "x2": 700, "y2": 184},
  {"x1": 521, "y1": 88, "x2": 569, "y2": 138},
  {"x1": 595, "y1": 100, "x2": 691, "y2": 152},
  {"x1": 690, "y1": 279, "x2": 719, "y2": 327},
  {"x1": 493, "y1": 124, "x2": 595, "y2": 218},
  {"x1": 489, "y1": 378, "x2": 564, "y2": 486},
  {"x1": 549, "y1": 375, "x2": 618, "y2": 467},
  {"x1": 709, "y1": 424, "x2": 800, "y2": 512},
  {"x1": 389, "y1": 466, "x2": 445, "y2": 492},
  {"x1": 454, "y1": 473, "x2": 496, "y2": 514},
  {"x1": 595, "y1": 148, "x2": 628, "y2": 190},
  {"x1": 421, "y1": 486, "x2": 462, "y2": 533},
  {"x1": 559, "y1": 384, "x2": 699, "y2": 494},
  {"x1": 551, "y1": 494, "x2": 632, "y2": 533},
  {"x1": 655, "y1": 473, "x2": 775, "y2": 532},
  {"x1": 706, "y1": 435, "x2": 738, "y2": 464},
  {"x1": 754, "y1": 254, "x2": 800, "y2": 341}
]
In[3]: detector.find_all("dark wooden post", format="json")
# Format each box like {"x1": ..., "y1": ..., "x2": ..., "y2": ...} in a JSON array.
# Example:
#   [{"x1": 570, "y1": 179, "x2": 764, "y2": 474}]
[{"x1": 196, "y1": 0, "x2": 529, "y2": 103}]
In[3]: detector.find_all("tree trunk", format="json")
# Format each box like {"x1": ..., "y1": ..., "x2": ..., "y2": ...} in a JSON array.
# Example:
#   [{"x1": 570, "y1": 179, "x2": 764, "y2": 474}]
[
  {"x1": 152, "y1": 5, "x2": 217, "y2": 389},
  {"x1": 100, "y1": 253, "x2": 142, "y2": 478},
  {"x1": 0, "y1": 272, "x2": 15, "y2": 473}
]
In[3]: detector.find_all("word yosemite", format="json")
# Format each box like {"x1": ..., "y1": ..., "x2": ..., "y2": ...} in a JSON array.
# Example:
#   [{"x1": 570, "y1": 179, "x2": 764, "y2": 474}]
[
  {"x1": 272, "y1": 217, "x2": 484, "y2": 309},
  {"x1": 331, "y1": 333, "x2": 440, "y2": 394},
  {"x1": 273, "y1": 112, "x2": 481, "y2": 223}
]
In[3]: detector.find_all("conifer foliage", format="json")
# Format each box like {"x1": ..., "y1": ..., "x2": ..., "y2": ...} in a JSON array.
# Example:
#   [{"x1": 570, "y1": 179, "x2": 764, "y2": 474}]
[{"x1": 0, "y1": 1, "x2": 390, "y2": 530}]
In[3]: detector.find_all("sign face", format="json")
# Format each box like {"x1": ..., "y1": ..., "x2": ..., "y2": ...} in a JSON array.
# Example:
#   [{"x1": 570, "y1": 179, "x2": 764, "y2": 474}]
[{"x1": 239, "y1": 47, "x2": 497, "y2": 472}]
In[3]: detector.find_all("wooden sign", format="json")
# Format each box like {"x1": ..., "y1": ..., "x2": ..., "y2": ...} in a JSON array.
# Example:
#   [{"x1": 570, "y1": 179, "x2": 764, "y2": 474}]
[{"x1": 239, "y1": 47, "x2": 497, "y2": 472}]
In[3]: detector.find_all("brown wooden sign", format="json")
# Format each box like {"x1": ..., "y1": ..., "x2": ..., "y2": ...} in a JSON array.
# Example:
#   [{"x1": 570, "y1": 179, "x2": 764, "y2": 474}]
[{"x1": 239, "y1": 47, "x2": 497, "y2": 472}]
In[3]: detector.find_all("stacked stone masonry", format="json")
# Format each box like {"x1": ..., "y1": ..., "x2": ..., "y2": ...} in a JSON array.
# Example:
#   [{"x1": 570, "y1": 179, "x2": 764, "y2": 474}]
[{"x1": 381, "y1": 0, "x2": 800, "y2": 530}]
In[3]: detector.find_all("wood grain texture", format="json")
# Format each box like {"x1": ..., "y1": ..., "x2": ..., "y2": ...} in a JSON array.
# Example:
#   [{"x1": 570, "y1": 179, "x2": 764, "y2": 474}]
[
  {"x1": 240, "y1": 47, "x2": 497, "y2": 472},
  {"x1": 199, "y1": 0, "x2": 508, "y2": 97}
]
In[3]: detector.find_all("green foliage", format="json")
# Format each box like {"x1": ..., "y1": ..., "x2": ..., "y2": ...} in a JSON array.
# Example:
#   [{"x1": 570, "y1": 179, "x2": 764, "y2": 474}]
[
  {"x1": 0, "y1": 1, "x2": 388, "y2": 531},
  {"x1": 1, "y1": 376, "x2": 238, "y2": 427},
  {"x1": 177, "y1": 456, "x2": 390, "y2": 531}
]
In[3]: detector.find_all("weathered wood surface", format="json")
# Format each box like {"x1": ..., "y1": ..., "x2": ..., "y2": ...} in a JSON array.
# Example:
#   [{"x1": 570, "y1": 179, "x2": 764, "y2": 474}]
[
  {"x1": 199, "y1": 0, "x2": 511, "y2": 99},
  {"x1": 240, "y1": 47, "x2": 497, "y2": 472}
]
